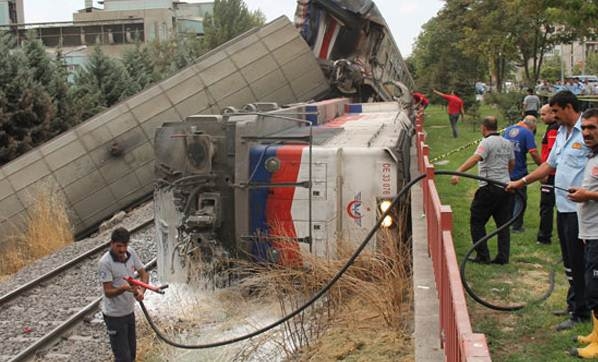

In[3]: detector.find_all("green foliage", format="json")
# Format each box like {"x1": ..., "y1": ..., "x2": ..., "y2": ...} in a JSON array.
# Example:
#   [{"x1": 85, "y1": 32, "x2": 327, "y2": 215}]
[
  {"x1": 587, "y1": 52, "x2": 598, "y2": 75},
  {"x1": 201, "y1": 0, "x2": 266, "y2": 50},
  {"x1": 0, "y1": 32, "x2": 55, "y2": 164},
  {"x1": 410, "y1": 2, "x2": 486, "y2": 103},
  {"x1": 70, "y1": 46, "x2": 136, "y2": 121},
  {"x1": 539, "y1": 55, "x2": 561, "y2": 81},
  {"x1": 411, "y1": 0, "x2": 589, "y2": 93},
  {"x1": 483, "y1": 91, "x2": 525, "y2": 124}
]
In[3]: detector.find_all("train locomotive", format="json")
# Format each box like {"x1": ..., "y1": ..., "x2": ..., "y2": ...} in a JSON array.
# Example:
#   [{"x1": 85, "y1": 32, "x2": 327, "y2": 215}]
[{"x1": 153, "y1": 0, "x2": 416, "y2": 282}]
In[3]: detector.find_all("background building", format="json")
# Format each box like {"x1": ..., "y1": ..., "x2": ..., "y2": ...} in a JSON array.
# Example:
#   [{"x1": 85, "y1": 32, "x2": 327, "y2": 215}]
[{"x1": 0, "y1": 0, "x2": 213, "y2": 77}]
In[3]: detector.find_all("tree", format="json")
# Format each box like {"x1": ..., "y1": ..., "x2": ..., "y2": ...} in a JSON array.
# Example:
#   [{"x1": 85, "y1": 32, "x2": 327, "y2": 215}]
[
  {"x1": 70, "y1": 46, "x2": 136, "y2": 122},
  {"x1": 410, "y1": 1, "x2": 486, "y2": 107},
  {"x1": 122, "y1": 41, "x2": 156, "y2": 93},
  {"x1": 586, "y1": 52, "x2": 598, "y2": 75},
  {"x1": 201, "y1": 0, "x2": 265, "y2": 50},
  {"x1": 0, "y1": 32, "x2": 54, "y2": 165}
]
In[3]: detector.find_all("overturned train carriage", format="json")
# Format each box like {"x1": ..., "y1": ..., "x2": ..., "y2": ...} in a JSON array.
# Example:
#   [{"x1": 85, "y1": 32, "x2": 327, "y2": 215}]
[
  {"x1": 153, "y1": 0, "x2": 416, "y2": 282},
  {"x1": 154, "y1": 99, "x2": 414, "y2": 282}
]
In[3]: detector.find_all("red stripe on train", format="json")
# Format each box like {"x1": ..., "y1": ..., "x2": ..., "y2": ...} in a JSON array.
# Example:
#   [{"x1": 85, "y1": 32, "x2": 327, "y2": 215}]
[{"x1": 265, "y1": 145, "x2": 304, "y2": 266}]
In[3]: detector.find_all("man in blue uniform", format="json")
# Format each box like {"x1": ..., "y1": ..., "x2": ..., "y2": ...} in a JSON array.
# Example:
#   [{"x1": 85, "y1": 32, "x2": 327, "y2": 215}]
[
  {"x1": 569, "y1": 108, "x2": 598, "y2": 358},
  {"x1": 503, "y1": 115, "x2": 542, "y2": 232},
  {"x1": 507, "y1": 91, "x2": 591, "y2": 331}
]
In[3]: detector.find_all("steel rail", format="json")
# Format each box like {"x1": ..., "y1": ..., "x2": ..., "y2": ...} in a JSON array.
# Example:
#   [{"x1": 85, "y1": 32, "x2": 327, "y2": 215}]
[
  {"x1": 0, "y1": 218, "x2": 154, "y2": 306},
  {"x1": 9, "y1": 258, "x2": 157, "y2": 362}
]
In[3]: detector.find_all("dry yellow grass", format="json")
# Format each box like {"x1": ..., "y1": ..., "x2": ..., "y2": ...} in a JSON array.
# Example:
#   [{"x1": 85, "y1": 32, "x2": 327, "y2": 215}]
[{"x1": 0, "y1": 184, "x2": 74, "y2": 276}]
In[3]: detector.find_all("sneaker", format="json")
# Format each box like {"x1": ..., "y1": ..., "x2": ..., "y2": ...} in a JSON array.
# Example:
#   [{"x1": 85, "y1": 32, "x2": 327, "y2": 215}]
[
  {"x1": 491, "y1": 258, "x2": 508, "y2": 265},
  {"x1": 555, "y1": 317, "x2": 589, "y2": 331},
  {"x1": 536, "y1": 240, "x2": 551, "y2": 245}
]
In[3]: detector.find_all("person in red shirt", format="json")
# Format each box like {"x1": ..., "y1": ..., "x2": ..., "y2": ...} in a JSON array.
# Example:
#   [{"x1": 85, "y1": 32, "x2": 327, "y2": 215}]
[
  {"x1": 537, "y1": 103, "x2": 560, "y2": 245},
  {"x1": 412, "y1": 92, "x2": 429, "y2": 110},
  {"x1": 433, "y1": 89, "x2": 465, "y2": 138}
]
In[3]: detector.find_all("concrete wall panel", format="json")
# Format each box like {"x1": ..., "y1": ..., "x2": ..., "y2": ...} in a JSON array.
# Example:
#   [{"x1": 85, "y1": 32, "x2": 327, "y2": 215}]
[
  {"x1": 272, "y1": 36, "x2": 308, "y2": 66},
  {"x1": 39, "y1": 131, "x2": 79, "y2": 156},
  {"x1": 130, "y1": 92, "x2": 173, "y2": 124},
  {"x1": 198, "y1": 58, "x2": 237, "y2": 86},
  {"x1": 2, "y1": 150, "x2": 43, "y2": 177},
  {"x1": 240, "y1": 55, "x2": 278, "y2": 84},
  {"x1": 44, "y1": 140, "x2": 87, "y2": 171},
  {"x1": 230, "y1": 41, "x2": 269, "y2": 69},
  {"x1": 7, "y1": 160, "x2": 51, "y2": 192},
  {"x1": 250, "y1": 69, "x2": 287, "y2": 99},
  {"x1": 79, "y1": 126, "x2": 114, "y2": 152},
  {"x1": 54, "y1": 155, "x2": 97, "y2": 188},
  {"x1": 209, "y1": 72, "x2": 248, "y2": 101},
  {"x1": 174, "y1": 91, "x2": 211, "y2": 119},
  {"x1": 218, "y1": 87, "x2": 256, "y2": 110},
  {"x1": 72, "y1": 187, "x2": 117, "y2": 222},
  {"x1": 0, "y1": 194, "x2": 25, "y2": 220},
  {"x1": 0, "y1": 17, "x2": 328, "y2": 242},
  {"x1": 107, "y1": 111, "x2": 139, "y2": 137},
  {"x1": 0, "y1": 178, "x2": 14, "y2": 201},
  {"x1": 164, "y1": 75, "x2": 204, "y2": 105},
  {"x1": 141, "y1": 108, "x2": 183, "y2": 142},
  {"x1": 109, "y1": 171, "x2": 142, "y2": 200},
  {"x1": 64, "y1": 171, "x2": 106, "y2": 205}
]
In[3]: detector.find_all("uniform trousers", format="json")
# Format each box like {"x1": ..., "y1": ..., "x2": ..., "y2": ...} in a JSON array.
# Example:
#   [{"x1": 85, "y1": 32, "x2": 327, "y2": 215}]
[
  {"x1": 470, "y1": 185, "x2": 513, "y2": 262},
  {"x1": 557, "y1": 212, "x2": 589, "y2": 319}
]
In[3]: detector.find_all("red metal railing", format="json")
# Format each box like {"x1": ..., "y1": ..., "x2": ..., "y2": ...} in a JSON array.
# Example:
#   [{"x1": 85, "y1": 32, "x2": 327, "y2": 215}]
[{"x1": 415, "y1": 109, "x2": 491, "y2": 361}]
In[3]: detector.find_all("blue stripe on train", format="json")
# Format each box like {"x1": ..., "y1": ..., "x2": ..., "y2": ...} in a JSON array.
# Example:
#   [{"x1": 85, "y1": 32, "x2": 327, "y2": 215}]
[
  {"x1": 249, "y1": 144, "x2": 278, "y2": 261},
  {"x1": 306, "y1": 105, "x2": 318, "y2": 125},
  {"x1": 346, "y1": 104, "x2": 363, "y2": 113}
]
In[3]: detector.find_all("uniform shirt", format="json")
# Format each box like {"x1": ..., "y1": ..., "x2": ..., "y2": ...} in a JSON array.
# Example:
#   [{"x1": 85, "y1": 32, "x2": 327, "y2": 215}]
[
  {"x1": 547, "y1": 116, "x2": 591, "y2": 213},
  {"x1": 578, "y1": 154, "x2": 598, "y2": 240},
  {"x1": 523, "y1": 94, "x2": 541, "y2": 112},
  {"x1": 503, "y1": 123, "x2": 537, "y2": 180},
  {"x1": 440, "y1": 94, "x2": 463, "y2": 115},
  {"x1": 541, "y1": 122, "x2": 559, "y2": 176},
  {"x1": 98, "y1": 248, "x2": 144, "y2": 317},
  {"x1": 474, "y1": 133, "x2": 514, "y2": 187}
]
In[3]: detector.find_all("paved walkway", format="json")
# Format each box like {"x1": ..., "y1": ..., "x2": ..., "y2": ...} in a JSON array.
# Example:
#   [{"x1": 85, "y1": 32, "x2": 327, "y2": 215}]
[{"x1": 410, "y1": 142, "x2": 444, "y2": 361}]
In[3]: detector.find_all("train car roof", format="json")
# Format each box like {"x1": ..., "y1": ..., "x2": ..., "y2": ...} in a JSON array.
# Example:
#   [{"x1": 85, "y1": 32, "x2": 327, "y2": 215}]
[{"x1": 265, "y1": 100, "x2": 412, "y2": 149}]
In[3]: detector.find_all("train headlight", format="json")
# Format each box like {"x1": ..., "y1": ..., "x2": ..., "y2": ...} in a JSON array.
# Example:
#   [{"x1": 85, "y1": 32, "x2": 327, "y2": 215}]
[
  {"x1": 379, "y1": 200, "x2": 392, "y2": 213},
  {"x1": 378, "y1": 199, "x2": 394, "y2": 228}
]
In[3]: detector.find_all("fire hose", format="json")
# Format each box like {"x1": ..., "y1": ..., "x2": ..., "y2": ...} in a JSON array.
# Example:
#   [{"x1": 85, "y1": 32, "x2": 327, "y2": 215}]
[{"x1": 135, "y1": 170, "x2": 556, "y2": 348}]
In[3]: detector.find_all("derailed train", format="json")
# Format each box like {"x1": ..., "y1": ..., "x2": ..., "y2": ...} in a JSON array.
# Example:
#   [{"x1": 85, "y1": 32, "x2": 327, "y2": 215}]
[{"x1": 153, "y1": 0, "x2": 416, "y2": 281}]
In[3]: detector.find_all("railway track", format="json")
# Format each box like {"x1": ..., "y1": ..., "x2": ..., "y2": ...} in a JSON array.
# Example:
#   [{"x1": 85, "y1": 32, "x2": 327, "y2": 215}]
[{"x1": 0, "y1": 203, "x2": 157, "y2": 362}]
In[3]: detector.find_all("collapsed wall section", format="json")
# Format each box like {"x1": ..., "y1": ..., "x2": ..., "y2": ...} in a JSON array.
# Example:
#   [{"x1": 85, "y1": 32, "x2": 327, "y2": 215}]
[{"x1": 0, "y1": 16, "x2": 329, "y2": 243}]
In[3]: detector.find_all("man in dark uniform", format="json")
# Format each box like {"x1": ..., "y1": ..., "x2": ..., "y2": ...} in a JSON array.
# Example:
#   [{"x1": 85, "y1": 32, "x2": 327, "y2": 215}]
[
  {"x1": 451, "y1": 116, "x2": 515, "y2": 264},
  {"x1": 537, "y1": 104, "x2": 559, "y2": 245}
]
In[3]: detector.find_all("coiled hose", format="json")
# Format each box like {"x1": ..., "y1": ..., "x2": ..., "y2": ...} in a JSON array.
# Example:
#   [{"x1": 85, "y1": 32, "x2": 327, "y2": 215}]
[{"x1": 138, "y1": 170, "x2": 556, "y2": 348}]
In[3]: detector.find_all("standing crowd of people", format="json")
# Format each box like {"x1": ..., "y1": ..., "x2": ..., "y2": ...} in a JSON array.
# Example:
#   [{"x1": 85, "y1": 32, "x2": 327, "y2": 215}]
[{"x1": 413, "y1": 88, "x2": 598, "y2": 358}]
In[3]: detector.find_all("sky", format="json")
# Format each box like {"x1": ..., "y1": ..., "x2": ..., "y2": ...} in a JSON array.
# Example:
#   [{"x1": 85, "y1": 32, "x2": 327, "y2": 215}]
[{"x1": 22, "y1": 0, "x2": 444, "y2": 57}]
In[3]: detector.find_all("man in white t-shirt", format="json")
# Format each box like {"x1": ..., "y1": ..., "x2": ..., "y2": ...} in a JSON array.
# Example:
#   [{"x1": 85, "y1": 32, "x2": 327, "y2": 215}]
[{"x1": 98, "y1": 227, "x2": 148, "y2": 362}]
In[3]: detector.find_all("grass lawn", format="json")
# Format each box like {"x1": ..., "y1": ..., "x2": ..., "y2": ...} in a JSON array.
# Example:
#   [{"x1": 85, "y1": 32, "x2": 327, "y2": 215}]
[{"x1": 422, "y1": 104, "x2": 586, "y2": 361}]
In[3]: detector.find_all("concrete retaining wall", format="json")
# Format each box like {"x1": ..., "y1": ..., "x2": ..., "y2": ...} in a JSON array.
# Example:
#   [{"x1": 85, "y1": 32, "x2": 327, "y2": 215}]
[{"x1": 0, "y1": 16, "x2": 329, "y2": 243}]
